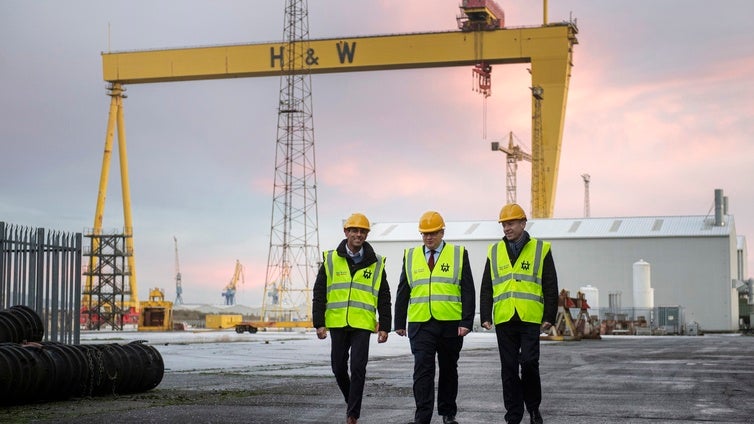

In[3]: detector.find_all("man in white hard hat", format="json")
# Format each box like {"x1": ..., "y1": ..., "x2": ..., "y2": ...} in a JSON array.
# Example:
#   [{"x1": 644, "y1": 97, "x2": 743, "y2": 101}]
[
  {"x1": 480, "y1": 203, "x2": 558, "y2": 424},
  {"x1": 395, "y1": 211, "x2": 475, "y2": 424},
  {"x1": 312, "y1": 213, "x2": 392, "y2": 424}
]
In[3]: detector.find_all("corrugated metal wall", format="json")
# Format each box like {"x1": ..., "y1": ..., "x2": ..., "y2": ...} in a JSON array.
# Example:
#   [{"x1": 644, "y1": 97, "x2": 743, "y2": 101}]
[{"x1": 369, "y1": 228, "x2": 738, "y2": 332}]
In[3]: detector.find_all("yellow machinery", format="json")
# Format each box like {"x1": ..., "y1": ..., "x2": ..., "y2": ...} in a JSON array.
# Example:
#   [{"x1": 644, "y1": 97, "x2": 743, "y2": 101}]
[
  {"x1": 205, "y1": 314, "x2": 243, "y2": 330},
  {"x1": 138, "y1": 288, "x2": 173, "y2": 332},
  {"x1": 93, "y1": 1, "x2": 577, "y2": 317}
]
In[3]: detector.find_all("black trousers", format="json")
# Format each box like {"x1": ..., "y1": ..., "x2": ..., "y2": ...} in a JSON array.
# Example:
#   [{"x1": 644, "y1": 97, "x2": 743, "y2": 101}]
[
  {"x1": 495, "y1": 321, "x2": 542, "y2": 424},
  {"x1": 409, "y1": 320, "x2": 464, "y2": 424},
  {"x1": 330, "y1": 328, "x2": 371, "y2": 419}
]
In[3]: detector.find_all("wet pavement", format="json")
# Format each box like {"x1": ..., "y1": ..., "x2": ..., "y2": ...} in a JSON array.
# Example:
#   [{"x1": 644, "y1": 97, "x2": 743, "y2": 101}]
[{"x1": 4, "y1": 332, "x2": 754, "y2": 423}]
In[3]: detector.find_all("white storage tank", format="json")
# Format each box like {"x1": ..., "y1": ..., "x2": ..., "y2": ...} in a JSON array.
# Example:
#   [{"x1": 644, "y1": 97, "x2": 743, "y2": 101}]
[{"x1": 633, "y1": 259, "x2": 654, "y2": 309}]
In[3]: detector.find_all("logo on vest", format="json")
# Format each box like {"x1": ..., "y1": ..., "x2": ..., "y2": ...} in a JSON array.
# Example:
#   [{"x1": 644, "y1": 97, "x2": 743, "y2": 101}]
[
  {"x1": 440, "y1": 263, "x2": 450, "y2": 272},
  {"x1": 362, "y1": 269, "x2": 372, "y2": 279},
  {"x1": 521, "y1": 260, "x2": 531, "y2": 270}
]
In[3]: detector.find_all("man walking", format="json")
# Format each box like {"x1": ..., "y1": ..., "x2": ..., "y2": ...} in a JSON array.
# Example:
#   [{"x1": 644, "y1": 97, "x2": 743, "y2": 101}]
[
  {"x1": 480, "y1": 203, "x2": 558, "y2": 424},
  {"x1": 395, "y1": 211, "x2": 475, "y2": 424},
  {"x1": 312, "y1": 213, "x2": 392, "y2": 424}
]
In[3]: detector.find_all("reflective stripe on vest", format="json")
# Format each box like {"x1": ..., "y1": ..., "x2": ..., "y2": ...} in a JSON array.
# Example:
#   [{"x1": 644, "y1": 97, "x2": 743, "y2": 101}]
[
  {"x1": 405, "y1": 244, "x2": 463, "y2": 322},
  {"x1": 489, "y1": 238, "x2": 549, "y2": 324},
  {"x1": 323, "y1": 250, "x2": 384, "y2": 331}
]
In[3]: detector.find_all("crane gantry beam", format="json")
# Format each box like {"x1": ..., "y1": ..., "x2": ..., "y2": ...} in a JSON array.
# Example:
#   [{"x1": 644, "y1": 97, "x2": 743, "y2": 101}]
[{"x1": 100, "y1": 23, "x2": 577, "y2": 217}]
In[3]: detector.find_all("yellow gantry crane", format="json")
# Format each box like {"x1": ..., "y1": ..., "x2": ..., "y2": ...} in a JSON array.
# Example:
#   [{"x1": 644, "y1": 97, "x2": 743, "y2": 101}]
[{"x1": 91, "y1": 1, "x2": 577, "y2": 310}]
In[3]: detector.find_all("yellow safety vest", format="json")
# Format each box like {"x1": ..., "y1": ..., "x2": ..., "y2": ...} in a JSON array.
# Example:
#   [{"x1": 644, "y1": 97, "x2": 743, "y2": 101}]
[
  {"x1": 323, "y1": 250, "x2": 384, "y2": 331},
  {"x1": 405, "y1": 244, "x2": 464, "y2": 322},
  {"x1": 488, "y1": 238, "x2": 549, "y2": 324}
]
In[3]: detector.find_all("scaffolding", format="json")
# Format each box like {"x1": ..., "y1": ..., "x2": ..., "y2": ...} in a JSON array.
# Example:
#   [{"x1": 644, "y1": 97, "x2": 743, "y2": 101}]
[{"x1": 82, "y1": 230, "x2": 134, "y2": 330}]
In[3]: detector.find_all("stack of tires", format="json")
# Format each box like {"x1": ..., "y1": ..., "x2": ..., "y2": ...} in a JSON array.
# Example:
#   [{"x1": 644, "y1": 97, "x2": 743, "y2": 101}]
[
  {"x1": 0, "y1": 305, "x2": 164, "y2": 405},
  {"x1": 0, "y1": 305, "x2": 44, "y2": 344}
]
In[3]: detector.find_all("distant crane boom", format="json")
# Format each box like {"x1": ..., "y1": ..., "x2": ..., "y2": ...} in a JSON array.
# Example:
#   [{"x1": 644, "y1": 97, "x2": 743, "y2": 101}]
[{"x1": 174, "y1": 236, "x2": 183, "y2": 305}]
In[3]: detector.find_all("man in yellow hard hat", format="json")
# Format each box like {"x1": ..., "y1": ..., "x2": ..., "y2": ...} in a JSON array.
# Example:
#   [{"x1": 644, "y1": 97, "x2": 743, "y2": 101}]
[
  {"x1": 480, "y1": 203, "x2": 558, "y2": 424},
  {"x1": 312, "y1": 213, "x2": 392, "y2": 424},
  {"x1": 395, "y1": 211, "x2": 475, "y2": 424}
]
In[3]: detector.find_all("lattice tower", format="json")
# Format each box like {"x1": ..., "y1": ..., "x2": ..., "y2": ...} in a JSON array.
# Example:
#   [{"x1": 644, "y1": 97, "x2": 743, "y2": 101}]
[{"x1": 261, "y1": 0, "x2": 320, "y2": 322}]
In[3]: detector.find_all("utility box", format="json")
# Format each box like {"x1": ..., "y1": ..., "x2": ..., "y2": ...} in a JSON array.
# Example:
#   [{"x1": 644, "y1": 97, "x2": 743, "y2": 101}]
[
  {"x1": 205, "y1": 314, "x2": 243, "y2": 329},
  {"x1": 657, "y1": 306, "x2": 683, "y2": 335}
]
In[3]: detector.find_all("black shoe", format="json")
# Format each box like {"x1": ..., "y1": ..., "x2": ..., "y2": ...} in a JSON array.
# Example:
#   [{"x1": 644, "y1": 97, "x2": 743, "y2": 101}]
[
  {"x1": 443, "y1": 416, "x2": 459, "y2": 424},
  {"x1": 529, "y1": 409, "x2": 543, "y2": 424}
]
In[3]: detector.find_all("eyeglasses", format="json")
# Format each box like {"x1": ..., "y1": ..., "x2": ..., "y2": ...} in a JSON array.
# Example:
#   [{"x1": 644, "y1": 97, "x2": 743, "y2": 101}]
[{"x1": 421, "y1": 231, "x2": 442, "y2": 237}]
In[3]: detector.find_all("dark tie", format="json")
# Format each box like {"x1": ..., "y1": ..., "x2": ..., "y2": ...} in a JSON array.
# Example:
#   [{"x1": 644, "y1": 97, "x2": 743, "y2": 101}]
[{"x1": 428, "y1": 249, "x2": 436, "y2": 271}]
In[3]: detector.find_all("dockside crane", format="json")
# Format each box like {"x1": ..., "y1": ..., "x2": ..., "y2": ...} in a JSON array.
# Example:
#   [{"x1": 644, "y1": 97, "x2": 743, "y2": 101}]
[
  {"x1": 222, "y1": 260, "x2": 244, "y2": 306},
  {"x1": 173, "y1": 236, "x2": 183, "y2": 305}
]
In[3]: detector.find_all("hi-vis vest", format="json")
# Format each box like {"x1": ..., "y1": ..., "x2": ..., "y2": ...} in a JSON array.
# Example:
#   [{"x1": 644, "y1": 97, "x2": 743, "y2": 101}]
[
  {"x1": 488, "y1": 238, "x2": 550, "y2": 324},
  {"x1": 323, "y1": 250, "x2": 385, "y2": 331},
  {"x1": 404, "y1": 244, "x2": 464, "y2": 322}
]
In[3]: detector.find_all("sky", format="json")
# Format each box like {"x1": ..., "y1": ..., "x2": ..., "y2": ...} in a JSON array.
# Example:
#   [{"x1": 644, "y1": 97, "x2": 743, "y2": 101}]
[{"x1": 2, "y1": 1, "x2": 753, "y2": 307}]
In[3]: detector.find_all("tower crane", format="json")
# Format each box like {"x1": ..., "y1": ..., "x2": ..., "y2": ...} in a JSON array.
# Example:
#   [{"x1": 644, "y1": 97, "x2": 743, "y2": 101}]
[
  {"x1": 222, "y1": 260, "x2": 244, "y2": 306},
  {"x1": 491, "y1": 131, "x2": 532, "y2": 204},
  {"x1": 173, "y1": 236, "x2": 183, "y2": 305}
]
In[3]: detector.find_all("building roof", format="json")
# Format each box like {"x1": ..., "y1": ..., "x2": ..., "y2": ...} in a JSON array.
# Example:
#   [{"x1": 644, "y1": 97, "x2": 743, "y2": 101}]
[{"x1": 368, "y1": 215, "x2": 735, "y2": 242}]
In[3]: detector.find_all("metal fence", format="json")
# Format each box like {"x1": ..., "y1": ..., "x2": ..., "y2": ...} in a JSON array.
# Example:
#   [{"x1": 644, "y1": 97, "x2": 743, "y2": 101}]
[{"x1": 0, "y1": 222, "x2": 82, "y2": 344}]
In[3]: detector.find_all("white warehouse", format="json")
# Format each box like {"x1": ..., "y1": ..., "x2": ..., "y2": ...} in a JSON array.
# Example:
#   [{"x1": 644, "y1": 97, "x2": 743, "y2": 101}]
[{"x1": 367, "y1": 198, "x2": 747, "y2": 332}]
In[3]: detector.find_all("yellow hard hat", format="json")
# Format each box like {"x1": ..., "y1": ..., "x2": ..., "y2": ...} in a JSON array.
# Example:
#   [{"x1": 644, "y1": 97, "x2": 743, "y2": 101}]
[
  {"x1": 498, "y1": 203, "x2": 527, "y2": 222},
  {"x1": 343, "y1": 213, "x2": 370, "y2": 231},
  {"x1": 418, "y1": 211, "x2": 445, "y2": 233}
]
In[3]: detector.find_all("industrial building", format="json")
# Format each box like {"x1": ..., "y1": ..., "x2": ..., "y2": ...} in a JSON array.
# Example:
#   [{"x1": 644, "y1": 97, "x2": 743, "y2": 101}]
[{"x1": 367, "y1": 191, "x2": 748, "y2": 333}]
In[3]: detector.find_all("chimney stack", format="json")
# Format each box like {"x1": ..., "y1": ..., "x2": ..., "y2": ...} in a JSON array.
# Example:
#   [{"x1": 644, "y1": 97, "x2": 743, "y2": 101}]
[{"x1": 714, "y1": 188, "x2": 724, "y2": 226}]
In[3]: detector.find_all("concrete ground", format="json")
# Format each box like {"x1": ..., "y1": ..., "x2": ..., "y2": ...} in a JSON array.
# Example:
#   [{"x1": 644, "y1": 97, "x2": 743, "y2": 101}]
[{"x1": 3, "y1": 332, "x2": 754, "y2": 423}]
